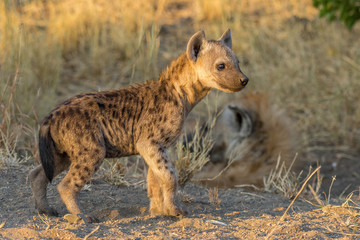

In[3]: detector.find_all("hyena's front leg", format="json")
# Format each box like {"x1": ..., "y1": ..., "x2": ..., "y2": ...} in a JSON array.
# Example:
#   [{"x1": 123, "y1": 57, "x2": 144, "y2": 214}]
[
  {"x1": 139, "y1": 143, "x2": 186, "y2": 216},
  {"x1": 146, "y1": 168, "x2": 163, "y2": 215}
]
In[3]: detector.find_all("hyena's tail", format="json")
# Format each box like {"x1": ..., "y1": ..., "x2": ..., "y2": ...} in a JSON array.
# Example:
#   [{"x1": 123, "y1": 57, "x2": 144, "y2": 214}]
[{"x1": 39, "y1": 124, "x2": 55, "y2": 182}]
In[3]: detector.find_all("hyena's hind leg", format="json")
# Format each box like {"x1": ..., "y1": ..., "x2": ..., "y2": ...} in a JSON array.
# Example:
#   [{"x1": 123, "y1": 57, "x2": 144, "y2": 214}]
[
  {"x1": 57, "y1": 148, "x2": 105, "y2": 223},
  {"x1": 29, "y1": 153, "x2": 70, "y2": 216}
]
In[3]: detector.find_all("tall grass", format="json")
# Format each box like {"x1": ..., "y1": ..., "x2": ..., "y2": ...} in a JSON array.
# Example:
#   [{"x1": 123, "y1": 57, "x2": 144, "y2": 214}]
[
  {"x1": 193, "y1": 0, "x2": 360, "y2": 151},
  {"x1": 0, "y1": 0, "x2": 167, "y2": 162}
]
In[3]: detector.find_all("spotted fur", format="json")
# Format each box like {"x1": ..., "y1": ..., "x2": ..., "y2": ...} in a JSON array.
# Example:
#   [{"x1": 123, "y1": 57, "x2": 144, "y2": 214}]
[{"x1": 28, "y1": 29, "x2": 248, "y2": 222}]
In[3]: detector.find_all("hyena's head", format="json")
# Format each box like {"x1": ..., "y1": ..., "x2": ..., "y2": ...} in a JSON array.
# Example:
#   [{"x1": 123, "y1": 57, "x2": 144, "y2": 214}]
[{"x1": 186, "y1": 29, "x2": 248, "y2": 92}]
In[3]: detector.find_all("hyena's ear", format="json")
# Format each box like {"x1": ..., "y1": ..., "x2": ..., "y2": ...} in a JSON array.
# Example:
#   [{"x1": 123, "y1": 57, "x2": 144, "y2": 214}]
[
  {"x1": 219, "y1": 29, "x2": 232, "y2": 49},
  {"x1": 187, "y1": 30, "x2": 206, "y2": 62},
  {"x1": 228, "y1": 105, "x2": 254, "y2": 137}
]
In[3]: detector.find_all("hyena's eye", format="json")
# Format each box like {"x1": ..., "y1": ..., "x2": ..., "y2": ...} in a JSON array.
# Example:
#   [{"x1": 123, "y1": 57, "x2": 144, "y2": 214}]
[{"x1": 217, "y1": 63, "x2": 225, "y2": 71}]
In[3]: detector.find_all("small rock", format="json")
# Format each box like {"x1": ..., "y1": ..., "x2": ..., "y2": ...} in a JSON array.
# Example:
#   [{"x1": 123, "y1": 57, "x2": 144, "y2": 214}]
[{"x1": 64, "y1": 214, "x2": 86, "y2": 224}]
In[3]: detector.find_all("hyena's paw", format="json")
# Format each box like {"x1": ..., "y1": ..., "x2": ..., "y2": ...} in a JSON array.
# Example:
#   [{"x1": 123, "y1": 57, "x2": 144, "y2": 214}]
[
  {"x1": 165, "y1": 205, "x2": 187, "y2": 217},
  {"x1": 85, "y1": 214, "x2": 99, "y2": 223},
  {"x1": 64, "y1": 214, "x2": 99, "y2": 224},
  {"x1": 150, "y1": 204, "x2": 187, "y2": 217},
  {"x1": 38, "y1": 207, "x2": 59, "y2": 217}
]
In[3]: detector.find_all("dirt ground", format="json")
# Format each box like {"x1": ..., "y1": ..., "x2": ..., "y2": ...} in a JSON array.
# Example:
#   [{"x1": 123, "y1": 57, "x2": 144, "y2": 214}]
[{"x1": 0, "y1": 150, "x2": 359, "y2": 239}]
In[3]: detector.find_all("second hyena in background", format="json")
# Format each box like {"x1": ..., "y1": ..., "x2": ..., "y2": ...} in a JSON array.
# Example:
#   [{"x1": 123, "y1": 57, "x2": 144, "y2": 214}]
[
  {"x1": 28, "y1": 29, "x2": 248, "y2": 222},
  {"x1": 193, "y1": 92, "x2": 296, "y2": 188}
]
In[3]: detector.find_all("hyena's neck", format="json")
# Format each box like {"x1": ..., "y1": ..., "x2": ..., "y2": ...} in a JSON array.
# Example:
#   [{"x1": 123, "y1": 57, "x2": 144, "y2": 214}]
[{"x1": 159, "y1": 53, "x2": 211, "y2": 113}]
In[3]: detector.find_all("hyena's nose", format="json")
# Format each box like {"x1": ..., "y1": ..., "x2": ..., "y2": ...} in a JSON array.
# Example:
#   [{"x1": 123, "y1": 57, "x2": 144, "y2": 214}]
[{"x1": 240, "y1": 76, "x2": 249, "y2": 86}]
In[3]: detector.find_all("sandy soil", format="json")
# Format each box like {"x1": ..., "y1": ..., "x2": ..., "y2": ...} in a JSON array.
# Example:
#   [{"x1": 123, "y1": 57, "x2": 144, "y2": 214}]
[{"x1": 0, "y1": 150, "x2": 359, "y2": 240}]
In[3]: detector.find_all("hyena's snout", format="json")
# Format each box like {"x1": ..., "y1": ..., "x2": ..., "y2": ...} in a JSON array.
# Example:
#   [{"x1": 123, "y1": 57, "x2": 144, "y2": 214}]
[{"x1": 240, "y1": 73, "x2": 249, "y2": 86}]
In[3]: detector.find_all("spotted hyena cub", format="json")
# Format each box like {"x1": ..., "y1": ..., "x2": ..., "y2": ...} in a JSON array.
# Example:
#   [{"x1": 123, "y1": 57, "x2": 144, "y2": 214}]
[
  {"x1": 193, "y1": 92, "x2": 296, "y2": 188},
  {"x1": 28, "y1": 29, "x2": 248, "y2": 222}
]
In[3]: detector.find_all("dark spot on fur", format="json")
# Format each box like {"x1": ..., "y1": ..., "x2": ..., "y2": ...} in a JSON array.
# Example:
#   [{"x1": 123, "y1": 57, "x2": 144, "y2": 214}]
[
  {"x1": 163, "y1": 115, "x2": 167, "y2": 122},
  {"x1": 84, "y1": 111, "x2": 90, "y2": 120},
  {"x1": 66, "y1": 122, "x2": 70, "y2": 130},
  {"x1": 75, "y1": 183, "x2": 81, "y2": 188},
  {"x1": 75, "y1": 165, "x2": 80, "y2": 169},
  {"x1": 71, "y1": 172, "x2": 75, "y2": 176},
  {"x1": 80, "y1": 176, "x2": 86, "y2": 181},
  {"x1": 97, "y1": 101, "x2": 105, "y2": 110},
  {"x1": 148, "y1": 108, "x2": 156, "y2": 114},
  {"x1": 84, "y1": 166, "x2": 90, "y2": 172},
  {"x1": 157, "y1": 159, "x2": 161, "y2": 164},
  {"x1": 68, "y1": 107, "x2": 74, "y2": 116},
  {"x1": 149, "y1": 133, "x2": 154, "y2": 138},
  {"x1": 105, "y1": 92, "x2": 118, "y2": 98},
  {"x1": 87, "y1": 102, "x2": 95, "y2": 107},
  {"x1": 112, "y1": 110, "x2": 118, "y2": 118},
  {"x1": 78, "y1": 131, "x2": 84, "y2": 138},
  {"x1": 43, "y1": 119, "x2": 49, "y2": 126}
]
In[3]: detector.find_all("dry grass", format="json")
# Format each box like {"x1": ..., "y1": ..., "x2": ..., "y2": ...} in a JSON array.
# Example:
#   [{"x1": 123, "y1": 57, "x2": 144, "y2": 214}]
[
  {"x1": 172, "y1": 108, "x2": 216, "y2": 188},
  {"x1": 193, "y1": 0, "x2": 360, "y2": 151},
  {"x1": 263, "y1": 154, "x2": 304, "y2": 199},
  {"x1": 97, "y1": 156, "x2": 146, "y2": 187},
  {"x1": 208, "y1": 187, "x2": 221, "y2": 206}
]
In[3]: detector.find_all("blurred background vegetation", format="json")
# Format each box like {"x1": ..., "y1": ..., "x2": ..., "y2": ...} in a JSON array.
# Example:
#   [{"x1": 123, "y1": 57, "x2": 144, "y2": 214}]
[{"x1": 0, "y1": 0, "x2": 359, "y2": 166}]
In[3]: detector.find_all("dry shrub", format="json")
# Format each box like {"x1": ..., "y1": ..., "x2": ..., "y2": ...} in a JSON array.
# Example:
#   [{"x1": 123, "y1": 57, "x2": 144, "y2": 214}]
[
  {"x1": 263, "y1": 154, "x2": 303, "y2": 199},
  {"x1": 97, "y1": 156, "x2": 146, "y2": 187},
  {"x1": 208, "y1": 187, "x2": 221, "y2": 206},
  {"x1": 0, "y1": 0, "x2": 168, "y2": 119},
  {"x1": 173, "y1": 118, "x2": 215, "y2": 188}
]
